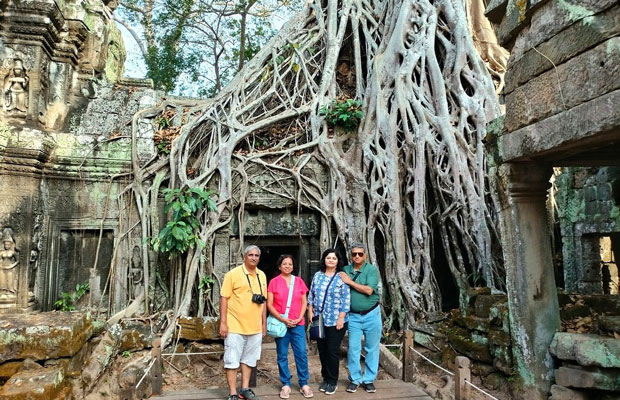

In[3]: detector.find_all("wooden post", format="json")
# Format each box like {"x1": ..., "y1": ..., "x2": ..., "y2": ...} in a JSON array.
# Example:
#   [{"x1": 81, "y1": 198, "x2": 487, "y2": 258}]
[
  {"x1": 454, "y1": 356, "x2": 470, "y2": 400},
  {"x1": 402, "y1": 330, "x2": 415, "y2": 382},
  {"x1": 151, "y1": 337, "x2": 163, "y2": 395}
]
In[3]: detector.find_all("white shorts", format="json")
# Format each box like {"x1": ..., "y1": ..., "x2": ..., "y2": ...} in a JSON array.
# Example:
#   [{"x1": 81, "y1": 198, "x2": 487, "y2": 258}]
[{"x1": 223, "y1": 333, "x2": 262, "y2": 369}]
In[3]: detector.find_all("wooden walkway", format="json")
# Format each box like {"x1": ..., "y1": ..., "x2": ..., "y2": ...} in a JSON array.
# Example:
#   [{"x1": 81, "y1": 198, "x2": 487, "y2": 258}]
[{"x1": 151, "y1": 379, "x2": 432, "y2": 399}]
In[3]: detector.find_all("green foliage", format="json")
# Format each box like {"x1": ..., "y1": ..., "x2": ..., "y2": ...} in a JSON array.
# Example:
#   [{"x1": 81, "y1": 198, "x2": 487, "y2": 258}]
[
  {"x1": 155, "y1": 114, "x2": 171, "y2": 129},
  {"x1": 122, "y1": 350, "x2": 131, "y2": 358},
  {"x1": 198, "y1": 273, "x2": 215, "y2": 291},
  {"x1": 54, "y1": 283, "x2": 90, "y2": 311},
  {"x1": 150, "y1": 187, "x2": 217, "y2": 258},
  {"x1": 156, "y1": 141, "x2": 171, "y2": 155},
  {"x1": 319, "y1": 99, "x2": 364, "y2": 131}
]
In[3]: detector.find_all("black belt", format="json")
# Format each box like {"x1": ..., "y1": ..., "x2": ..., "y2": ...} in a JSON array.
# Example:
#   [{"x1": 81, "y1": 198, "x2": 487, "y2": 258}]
[{"x1": 350, "y1": 302, "x2": 379, "y2": 315}]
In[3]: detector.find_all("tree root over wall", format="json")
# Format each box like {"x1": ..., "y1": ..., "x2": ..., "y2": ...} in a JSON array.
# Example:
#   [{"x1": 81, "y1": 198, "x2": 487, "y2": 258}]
[{"x1": 120, "y1": 0, "x2": 506, "y2": 347}]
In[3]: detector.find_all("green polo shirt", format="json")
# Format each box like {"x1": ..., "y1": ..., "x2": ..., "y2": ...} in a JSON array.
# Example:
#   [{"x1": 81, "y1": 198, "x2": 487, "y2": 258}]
[{"x1": 344, "y1": 262, "x2": 380, "y2": 312}]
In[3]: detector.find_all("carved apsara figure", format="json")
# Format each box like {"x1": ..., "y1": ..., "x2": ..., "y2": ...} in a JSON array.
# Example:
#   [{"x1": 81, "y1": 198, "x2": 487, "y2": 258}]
[
  {"x1": 0, "y1": 228, "x2": 19, "y2": 298},
  {"x1": 3, "y1": 59, "x2": 29, "y2": 114}
]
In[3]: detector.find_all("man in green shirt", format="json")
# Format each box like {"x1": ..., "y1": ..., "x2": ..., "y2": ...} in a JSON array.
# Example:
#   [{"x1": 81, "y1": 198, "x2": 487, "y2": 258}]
[{"x1": 339, "y1": 243, "x2": 381, "y2": 393}]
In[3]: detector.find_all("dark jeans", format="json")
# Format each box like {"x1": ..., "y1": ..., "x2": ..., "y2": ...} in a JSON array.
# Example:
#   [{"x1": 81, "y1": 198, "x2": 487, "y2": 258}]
[{"x1": 316, "y1": 323, "x2": 347, "y2": 385}]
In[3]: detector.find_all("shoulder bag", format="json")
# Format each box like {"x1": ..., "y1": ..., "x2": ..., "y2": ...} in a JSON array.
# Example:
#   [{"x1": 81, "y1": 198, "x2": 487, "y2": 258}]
[
  {"x1": 309, "y1": 273, "x2": 337, "y2": 340},
  {"x1": 266, "y1": 276, "x2": 296, "y2": 338}
]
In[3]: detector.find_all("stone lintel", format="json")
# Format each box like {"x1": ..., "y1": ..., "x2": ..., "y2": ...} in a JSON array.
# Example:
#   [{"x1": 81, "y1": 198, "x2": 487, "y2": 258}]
[
  {"x1": 503, "y1": 38, "x2": 620, "y2": 133},
  {"x1": 497, "y1": 89, "x2": 620, "y2": 164},
  {"x1": 176, "y1": 316, "x2": 220, "y2": 341},
  {"x1": 505, "y1": 6, "x2": 620, "y2": 94}
]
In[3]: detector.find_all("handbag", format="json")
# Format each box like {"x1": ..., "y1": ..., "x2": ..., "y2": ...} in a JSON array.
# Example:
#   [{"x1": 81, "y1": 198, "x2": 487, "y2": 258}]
[
  {"x1": 267, "y1": 276, "x2": 296, "y2": 338},
  {"x1": 309, "y1": 273, "x2": 337, "y2": 340}
]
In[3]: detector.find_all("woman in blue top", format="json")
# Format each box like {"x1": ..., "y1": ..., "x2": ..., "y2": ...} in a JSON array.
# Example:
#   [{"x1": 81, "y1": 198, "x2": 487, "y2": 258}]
[{"x1": 307, "y1": 248, "x2": 350, "y2": 395}]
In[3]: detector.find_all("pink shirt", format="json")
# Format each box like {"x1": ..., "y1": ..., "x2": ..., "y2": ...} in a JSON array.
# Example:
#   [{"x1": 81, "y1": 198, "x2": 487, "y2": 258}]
[{"x1": 268, "y1": 274, "x2": 309, "y2": 326}]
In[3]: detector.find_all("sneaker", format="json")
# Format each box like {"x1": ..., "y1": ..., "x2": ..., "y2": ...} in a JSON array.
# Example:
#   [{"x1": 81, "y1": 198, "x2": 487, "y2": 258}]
[
  {"x1": 364, "y1": 383, "x2": 376, "y2": 393},
  {"x1": 227, "y1": 395, "x2": 239, "y2": 400},
  {"x1": 346, "y1": 383, "x2": 359, "y2": 393},
  {"x1": 319, "y1": 382, "x2": 328, "y2": 392},
  {"x1": 239, "y1": 388, "x2": 259, "y2": 400},
  {"x1": 325, "y1": 384, "x2": 337, "y2": 395}
]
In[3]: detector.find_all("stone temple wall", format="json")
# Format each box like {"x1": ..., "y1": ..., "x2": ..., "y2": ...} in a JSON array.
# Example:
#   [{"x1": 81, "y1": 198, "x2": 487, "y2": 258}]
[
  {"x1": 556, "y1": 167, "x2": 620, "y2": 294},
  {"x1": 0, "y1": 0, "x2": 160, "y2": 313}
]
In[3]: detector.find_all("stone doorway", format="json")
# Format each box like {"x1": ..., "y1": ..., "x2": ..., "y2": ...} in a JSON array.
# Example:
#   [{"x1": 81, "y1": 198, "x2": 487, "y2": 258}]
[{"x1": 258, "y1": 244, "x2": 302, "y2": 282}]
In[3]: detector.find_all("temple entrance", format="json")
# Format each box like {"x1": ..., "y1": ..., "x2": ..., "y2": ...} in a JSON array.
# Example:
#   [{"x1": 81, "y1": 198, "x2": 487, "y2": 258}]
[{"x1": 258, "y1": 245, "x2": 302, "y2": 281}]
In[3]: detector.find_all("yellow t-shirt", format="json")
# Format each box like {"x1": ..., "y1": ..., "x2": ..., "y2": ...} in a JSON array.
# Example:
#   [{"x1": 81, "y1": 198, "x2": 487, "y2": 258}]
[{"x1": 220, "y1": 264, "x2": 267, "y2": 335}]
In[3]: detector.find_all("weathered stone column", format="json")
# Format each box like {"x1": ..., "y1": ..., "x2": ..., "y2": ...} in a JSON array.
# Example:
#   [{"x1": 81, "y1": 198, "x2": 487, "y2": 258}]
[{"x1": 497, "y1": 162, "x2": 560, "y2": 399}]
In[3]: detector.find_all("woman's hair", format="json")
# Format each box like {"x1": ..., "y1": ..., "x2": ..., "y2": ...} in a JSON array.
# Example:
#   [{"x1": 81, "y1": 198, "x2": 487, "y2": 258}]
[
  {"x1": 319, "y1": 248, "x2": 342, "y2": 272},
  {"x1": 276, "y1": 254, "x2": 296, "y2": 273}
]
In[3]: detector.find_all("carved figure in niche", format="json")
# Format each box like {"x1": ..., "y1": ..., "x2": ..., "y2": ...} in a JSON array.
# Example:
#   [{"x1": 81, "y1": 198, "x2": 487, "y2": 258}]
[
  {"x1": 3, "y1": 59, "x2": 29, "y2": 114},
  {"x1": 0, "y1": 228, "x2": 19, "y2": 299},
  {"x1": 130, "y1": 246, "x2": 144, "y2": 299}
]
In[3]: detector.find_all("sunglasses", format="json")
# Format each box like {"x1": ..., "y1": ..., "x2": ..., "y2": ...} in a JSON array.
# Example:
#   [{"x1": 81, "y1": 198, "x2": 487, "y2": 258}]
[{"x1": 351, "y1": 252, "x2": 365, "y2": 257}]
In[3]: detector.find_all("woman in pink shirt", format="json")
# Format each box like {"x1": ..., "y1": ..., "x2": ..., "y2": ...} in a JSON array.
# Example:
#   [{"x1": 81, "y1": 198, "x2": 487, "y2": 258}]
[{"x1": 267, "y1": 254, "x2": 313, "y2": 399}]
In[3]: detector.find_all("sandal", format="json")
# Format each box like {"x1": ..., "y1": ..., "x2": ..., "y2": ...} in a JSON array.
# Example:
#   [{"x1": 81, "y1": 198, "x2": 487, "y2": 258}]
[
  {"x1": 300, "y1": 385, "x2": 314, "y2": 398},
  {"x1": 279, "y1": 385, "x2": 291, "y2": 399}
]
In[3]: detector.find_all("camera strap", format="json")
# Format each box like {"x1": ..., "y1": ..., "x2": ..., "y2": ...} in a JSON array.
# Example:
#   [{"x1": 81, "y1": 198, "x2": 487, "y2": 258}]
[{"x1": 245, "y1": 271, "x2": 263, "y2": 296}]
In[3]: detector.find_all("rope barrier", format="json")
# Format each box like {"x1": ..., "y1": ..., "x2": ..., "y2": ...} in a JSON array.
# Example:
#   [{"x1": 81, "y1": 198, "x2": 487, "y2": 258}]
[
  {"x1": 162, "y1": 351, "x2": 224, "y2": 356},
  {"x1": 464, "y1": 379, "x2": 500, "y2": 400},
  {"x1": 408, "y1": 346, "x2": 499, "y2": 400},
  {"x1": 408, "y1": 345, "x2": 453, "y2": 376},
  {"x1": 135, "y1": 358, "x2": 157, "y2": 389}
]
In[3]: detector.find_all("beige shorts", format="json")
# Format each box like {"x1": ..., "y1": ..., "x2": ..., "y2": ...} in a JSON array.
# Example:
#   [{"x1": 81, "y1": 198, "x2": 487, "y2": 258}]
[{"x1": 223, "y1": 332, "x2": 262, "y2": 369}]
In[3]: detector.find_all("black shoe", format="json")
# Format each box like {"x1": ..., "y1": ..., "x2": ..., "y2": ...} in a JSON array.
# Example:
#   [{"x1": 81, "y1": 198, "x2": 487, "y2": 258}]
[
  {"x1": 346, "y1": 383, "x2": 359, "y2": 393},
  {"x1": 364, "y1": 383, "x2": 376, "y2": 393},
  {"x1": 239, "y1": 388, "x2": 259, "y2": 400},
  {"x1": 228, "y1": 395, "x2": 239, "y2": 400},
  {"x1": 319, "y1": 382, "x2": 328, "y2": 392},
  {"x1": 325, "y1": 384, "x2": 337, "y2": 395}
]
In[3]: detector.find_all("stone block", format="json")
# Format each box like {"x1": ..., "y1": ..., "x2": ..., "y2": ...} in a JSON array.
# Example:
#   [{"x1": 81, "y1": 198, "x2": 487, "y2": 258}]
[
  {"x1": 584, "y1": 186, "x2": 597, "y2": 202},
  {"x1": 461, "y1": 315, "x2": 491, "y2": 332},
  {"x1": 447, "y1": 326, "x2": 493, "y2": 363},
  {"x1": 598, "y1": 183, "x2": 613, "y2": 200},
  {"x1": 0, "y1": 366, "x2": 69, "y2": 400},
  {"x1": 186, "y1": 342, "x2": 224, "y2": 362},
  {"x1": 503, "y1": 38, "x2": 620, "y2": 134},
  {"x1": 560, "y1": 304, "x2": 591, "y2": 320},
  {"x1": 176, "y1": 316, "x2": 220, "y2": 341},
  {"x1": 505, "y1": 4, "x2": 620, "y2": 92},
  {"x1": 488, "y1": 328, "x2": 512, "y2": 348},
  {"x1": 598, "y1": 316, "x2": 620, "y2": 334},
  {"x1": 555, "y1": 365, "x2": 620, "y2": 391},
  {"x1": 119, "y1": 321, "x2": 156, "y2": 352},
  {"x1": 0, "y1": 312, "x2": 93, "y2": 363},
  {"x1": 583, "y1": 295, "x2": 620, "y2": 315},
  {"x1": 488, "y1": 301, "x2": 510, "y2": 331},
  {"x1": 549, "y1": 384, "x2": 588, "y2": 400},
  {"x1": 497, "y1": 89, "x2": 620, "y2": 163},
  {"x1": 0, "y1": 361, "x2": 22, "y2": 380},
  {"x1": 550, "y1": 333, "x2": 620, "y2": 368},
  {"x1": 81, "y1": 331, "x2": 120, "y2": 392},
  {"x1": 474, "y1": 294, "x2": 506, "y2": 318}
]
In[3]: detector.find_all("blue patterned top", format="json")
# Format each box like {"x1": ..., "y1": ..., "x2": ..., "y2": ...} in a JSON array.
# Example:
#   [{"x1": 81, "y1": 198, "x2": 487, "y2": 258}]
[{"x1": 308, "y1": 271, "x2": 350, "y2": 326}]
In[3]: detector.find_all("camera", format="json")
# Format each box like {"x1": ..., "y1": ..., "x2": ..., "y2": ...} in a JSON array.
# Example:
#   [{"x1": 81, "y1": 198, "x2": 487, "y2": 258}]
[{"x1": 252, "y1": 294, "x2": 266, "y2": 304}]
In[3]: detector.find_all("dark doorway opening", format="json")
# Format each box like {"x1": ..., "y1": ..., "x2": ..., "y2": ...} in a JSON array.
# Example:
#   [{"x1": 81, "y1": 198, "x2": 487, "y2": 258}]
[{"x1": 258, "y1": 245, "x2": 302, "y2": 282}]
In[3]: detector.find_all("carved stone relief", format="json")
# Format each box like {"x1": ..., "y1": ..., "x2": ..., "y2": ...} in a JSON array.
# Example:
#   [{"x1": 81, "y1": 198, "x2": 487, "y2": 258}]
[
  {"x1": 2, "y1": 58, "x2": 29, "y2": 116},
  {"x1": 0, "y1": 228, "x2": 19, "y2": 301}
]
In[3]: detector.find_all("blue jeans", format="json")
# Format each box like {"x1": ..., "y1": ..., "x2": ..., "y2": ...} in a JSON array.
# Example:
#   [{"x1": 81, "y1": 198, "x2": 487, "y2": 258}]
[
  {"x1": 347, "y1": 306, "x2": 382, "y2": 384},
  {"x1": 275, "y1": 324, "x2": 310, "y2": 387}
]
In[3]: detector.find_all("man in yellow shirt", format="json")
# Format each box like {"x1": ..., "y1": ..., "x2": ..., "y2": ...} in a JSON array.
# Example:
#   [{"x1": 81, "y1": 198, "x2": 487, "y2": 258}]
[{"x1": 220, "y1": 245, "x2": 267, "y2": 400}]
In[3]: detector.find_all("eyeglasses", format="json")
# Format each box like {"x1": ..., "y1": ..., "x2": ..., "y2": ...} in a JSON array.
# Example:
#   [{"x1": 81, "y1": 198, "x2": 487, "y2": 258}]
[{"x1": 351, "y1": 252, "x2": 365, "y2": 257}]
